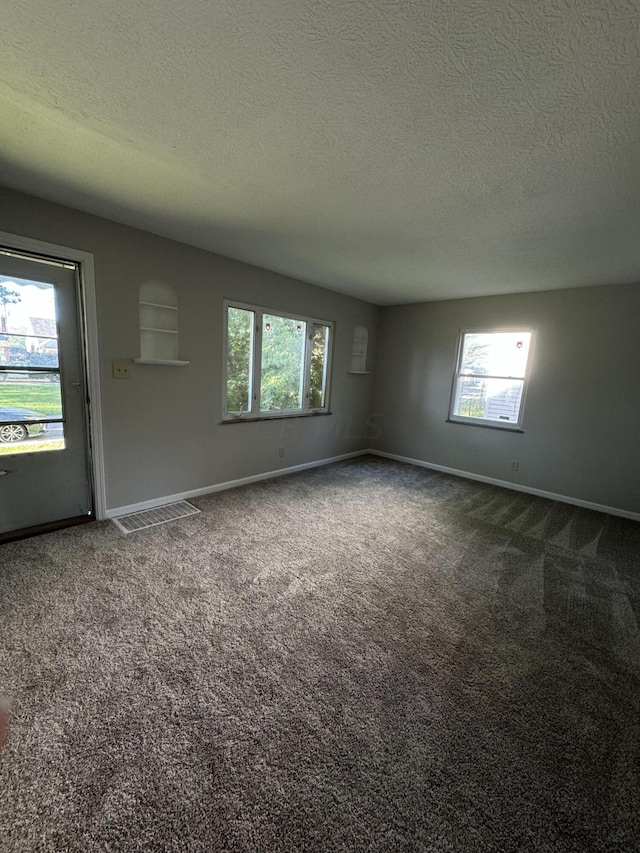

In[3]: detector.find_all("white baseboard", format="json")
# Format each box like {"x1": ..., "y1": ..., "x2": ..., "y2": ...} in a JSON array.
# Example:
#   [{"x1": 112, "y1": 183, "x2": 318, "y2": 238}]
[
  {"x1": 106, "y1": 450, "x2": 370, "y2": 519},
  {"x1": 369, "y1": 450, "x2": 640, "y2": 522},
  {"x1": 107, "y1": 447, "x2": 640, "y2": 523}
]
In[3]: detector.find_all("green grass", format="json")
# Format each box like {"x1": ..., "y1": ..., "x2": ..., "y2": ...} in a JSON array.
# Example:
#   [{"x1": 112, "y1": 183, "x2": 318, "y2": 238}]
[{"x1": 0, "y1": 382, "x2": 62, "y2": 416}]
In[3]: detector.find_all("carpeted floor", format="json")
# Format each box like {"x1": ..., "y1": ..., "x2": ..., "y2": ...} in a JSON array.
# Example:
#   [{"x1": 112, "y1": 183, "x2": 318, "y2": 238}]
[{"x1": 1, "y1": 456, "x2": 639, "y2": 852}]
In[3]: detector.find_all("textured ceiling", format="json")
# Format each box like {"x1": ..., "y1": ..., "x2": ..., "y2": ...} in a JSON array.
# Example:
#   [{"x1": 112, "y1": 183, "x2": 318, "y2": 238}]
[{"x1": 1, "y1": 0, "x2": 639, "y2": 305}]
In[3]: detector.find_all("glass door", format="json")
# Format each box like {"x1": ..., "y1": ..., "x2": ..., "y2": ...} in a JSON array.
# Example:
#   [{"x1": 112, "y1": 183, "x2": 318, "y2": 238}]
[{"x1": 0, "y1": 250, "x2": 92, "y2": 535}]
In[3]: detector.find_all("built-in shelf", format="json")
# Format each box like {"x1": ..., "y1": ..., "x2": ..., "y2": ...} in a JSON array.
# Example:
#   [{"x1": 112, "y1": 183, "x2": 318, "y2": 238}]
[
  {"x1": 348, "y1": 370, "x2": 371, "y2": 374},
  {"x1": 134, "y1": 358, "x2": 190, "y2": 366},
  {"x1": 350, "y1": 325, "x2": 369, "y2": 373},
  {"x1": 133, "y1": 358, "x2": 189, "y2": 367},
  {"x1": 139, "y1": 301, "x2": 178, "y2": 310},
  {"x1": 139, "y1": 281, "x2": 183, "y2": 362}
]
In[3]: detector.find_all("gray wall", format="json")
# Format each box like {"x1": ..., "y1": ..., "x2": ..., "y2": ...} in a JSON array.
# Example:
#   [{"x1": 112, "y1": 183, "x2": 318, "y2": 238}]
[
  {"x1": 4, "y1": 183, "x2": 639, "y2": 516},
  {"x1": 371, "y1": 285, "x2": 640, "y2": 514},
  {"x1": 0, "y1": 186, "x2": 378, "y2": 510}
]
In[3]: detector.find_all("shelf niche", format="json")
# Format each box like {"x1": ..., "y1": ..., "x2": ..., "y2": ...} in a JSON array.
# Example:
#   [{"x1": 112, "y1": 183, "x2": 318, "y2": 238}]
[
  {"x1": 139, "y1": 281, "x2": 183, "y2": 363},
  {"x1": 349, "y1": 325, "x2": 369, "y2": 373}
]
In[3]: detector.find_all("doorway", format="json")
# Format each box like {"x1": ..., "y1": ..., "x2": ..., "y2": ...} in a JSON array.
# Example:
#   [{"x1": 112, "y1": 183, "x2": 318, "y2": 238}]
[{"x1": 0, "y1": 247, "x2": 96, "y2": 537}]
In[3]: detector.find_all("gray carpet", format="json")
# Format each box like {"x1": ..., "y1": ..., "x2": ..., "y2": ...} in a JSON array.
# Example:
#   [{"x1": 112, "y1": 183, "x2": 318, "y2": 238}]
[{"x1": 1, "y1": 456, "x2": 639, "y2": 852}]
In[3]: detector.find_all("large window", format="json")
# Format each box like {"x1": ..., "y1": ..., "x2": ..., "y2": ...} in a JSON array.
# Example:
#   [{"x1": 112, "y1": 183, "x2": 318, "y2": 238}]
[
  {"x1": 224, "y1": 301, "x2": 332, "y2": 419},
  {"x1": 449, "y1": 329, "x2": 533, "y2": 429}
]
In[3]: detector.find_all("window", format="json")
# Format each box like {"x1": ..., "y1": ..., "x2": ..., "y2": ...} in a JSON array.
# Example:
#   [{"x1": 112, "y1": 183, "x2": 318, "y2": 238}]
[
  {"x1": 449, "y1": 329, "x2": 533, "y2": 429},
  {"x1": 224, "y1": 301, "x2": 332, "y2": 419}
]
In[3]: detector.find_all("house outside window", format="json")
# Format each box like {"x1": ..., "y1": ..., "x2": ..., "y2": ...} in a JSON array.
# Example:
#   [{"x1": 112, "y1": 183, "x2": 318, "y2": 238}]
[
  {"x1": 224, "y1": 301, "x2": 333, "y2": 420},
  {"x1": 449, "y1": 328, "x2": 533, "y2": 430}
]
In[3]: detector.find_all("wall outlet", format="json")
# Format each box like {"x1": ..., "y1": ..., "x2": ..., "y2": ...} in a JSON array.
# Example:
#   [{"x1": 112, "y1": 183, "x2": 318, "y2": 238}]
[
  {"x1": 279, "y1": 447, "x2": 285, "y2": 458},
  {"x1": 510, "y1": 461, "x2": 519, "y2": 472},
  {"x1": 112, "y1": 359, "x2": 132, "y2": 379}
]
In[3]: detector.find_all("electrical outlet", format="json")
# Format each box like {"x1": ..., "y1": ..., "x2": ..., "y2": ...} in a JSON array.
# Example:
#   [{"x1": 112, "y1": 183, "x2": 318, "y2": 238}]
[
  {"x1": 112, "y1": 359, "x2": 132, "y2": 379},
  {"x1": 510, "y1": 461, "x2": 519, "y2": 472},
  {"x1": 279, "y1": 447, "x2": 285, "y2": 458}
]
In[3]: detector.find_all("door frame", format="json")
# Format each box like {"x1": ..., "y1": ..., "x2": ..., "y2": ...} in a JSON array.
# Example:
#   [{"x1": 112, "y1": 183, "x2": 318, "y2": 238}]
[{"x1": 0, "y1": 229, "x2": 106, "y2": 521}]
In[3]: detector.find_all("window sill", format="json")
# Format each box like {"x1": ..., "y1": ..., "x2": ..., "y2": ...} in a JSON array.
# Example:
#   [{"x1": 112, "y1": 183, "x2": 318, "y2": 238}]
[
  {"x1": 446, "y1": 418, "x2": 523, "y2": 433},
  {"x1": 222, "y1": 411, "x2": 333, "y2": 424}
]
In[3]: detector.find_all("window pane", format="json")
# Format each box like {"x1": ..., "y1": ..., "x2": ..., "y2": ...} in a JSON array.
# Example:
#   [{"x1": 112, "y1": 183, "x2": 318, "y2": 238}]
[
  {"x1": 461, "y1": 332, "x2": 531, "y2": 378},
  {"x1": 453, "y1": 377, "x2": 524, "y2": 424},
  {"x1": 261, "y1": 314, "x2": 306, "y2": 411},
  {"x1": 309, "y1": 323, "x2": 330, "y2": 408},
  {"x1": 0, "y1": 334, "x2": 59, "y2": 369},
  {"x1": 0, "y1": 277, "x2": 59, "y2": 368},
  {"x1": 0, "y1": 422, "x2": 65, "y2": 455},
  {"x1": 0, "y1": 371, "x2": 64, "y2": 453},
  {"x1": 226, "y1": 307, "x2": 254, "y2": 413},
  {"x1": 0, "y1": 371, "x2": 63, "y2": 420}
]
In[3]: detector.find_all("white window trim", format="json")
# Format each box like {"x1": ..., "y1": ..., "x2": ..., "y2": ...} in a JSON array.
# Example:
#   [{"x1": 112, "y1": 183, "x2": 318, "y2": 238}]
[
  {"x1": 448, "y1": 326, "x2": 535, "y2": 431},
  {"x1": 223, "y1": 299, "x2": 334, "y2": 421}
]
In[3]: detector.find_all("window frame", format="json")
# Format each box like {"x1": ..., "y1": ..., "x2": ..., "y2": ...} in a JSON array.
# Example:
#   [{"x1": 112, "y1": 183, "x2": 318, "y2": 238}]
[
  {"x1": 222, "y1": 299, "x2": 334, "y2": 421},
  {"x1": 448, "y1": 326, "x2": 534, "y2": 431}
]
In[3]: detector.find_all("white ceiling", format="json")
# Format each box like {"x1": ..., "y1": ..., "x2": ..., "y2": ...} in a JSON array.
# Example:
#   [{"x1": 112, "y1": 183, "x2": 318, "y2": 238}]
[{"x1": 1, "y1": 1, "x2": 639, "y2": 305}]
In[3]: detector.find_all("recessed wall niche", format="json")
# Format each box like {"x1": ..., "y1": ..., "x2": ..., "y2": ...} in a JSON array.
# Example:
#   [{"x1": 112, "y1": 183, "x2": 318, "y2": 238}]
[
  {"x1": 349, "y1": 325, "x2": 369, "y2": 374},
  {"x1": 137, "y1": 281, "x2": 188, "y2": 365}
]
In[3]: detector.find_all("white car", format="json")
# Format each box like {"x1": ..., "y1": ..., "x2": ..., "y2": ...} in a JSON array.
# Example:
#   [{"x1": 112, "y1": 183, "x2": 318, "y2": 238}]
[{"x1": 0, "y1": 407, "x2": 49, "y2": 443}]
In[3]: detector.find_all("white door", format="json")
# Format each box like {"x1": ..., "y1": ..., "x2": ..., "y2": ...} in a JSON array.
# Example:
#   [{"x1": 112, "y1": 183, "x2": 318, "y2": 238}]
[{"x1": 0, "y1": 250, "x2": 92, "y2": 536}]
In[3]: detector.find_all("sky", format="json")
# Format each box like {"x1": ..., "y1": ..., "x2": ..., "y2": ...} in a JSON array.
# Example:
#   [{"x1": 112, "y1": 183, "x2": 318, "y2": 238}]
[{"x1": 0, "y1": 278, "x2": 57, "y2": 333}]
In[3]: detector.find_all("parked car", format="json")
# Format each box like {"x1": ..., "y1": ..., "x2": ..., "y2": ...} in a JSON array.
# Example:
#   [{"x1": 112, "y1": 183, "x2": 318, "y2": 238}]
[{"x1": 0, "y1": 407, "x2": 49, "y2": 443}]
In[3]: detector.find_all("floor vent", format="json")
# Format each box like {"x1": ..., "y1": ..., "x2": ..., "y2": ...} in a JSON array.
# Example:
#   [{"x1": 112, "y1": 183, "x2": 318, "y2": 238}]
[{"x1": 112, "y1": 501, "x2": 201, "y2": 534}]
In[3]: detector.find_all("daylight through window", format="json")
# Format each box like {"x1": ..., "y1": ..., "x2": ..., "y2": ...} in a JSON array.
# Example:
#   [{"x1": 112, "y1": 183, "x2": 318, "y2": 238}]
[
  {"x1": 449, "y1": 329, "x2": 533, "y2": 429},
  {"x1": 224, "y1": 302, "x2": 332, "y2": 419}
]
